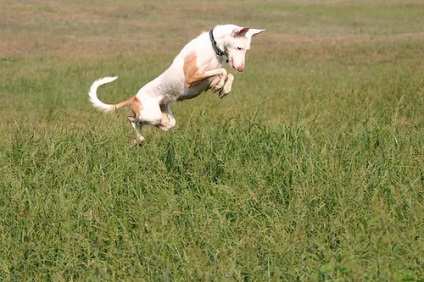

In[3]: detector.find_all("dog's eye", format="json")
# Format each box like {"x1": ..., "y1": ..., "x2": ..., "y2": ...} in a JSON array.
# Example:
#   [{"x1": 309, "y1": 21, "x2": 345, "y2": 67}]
[{"x1": 237, "y1": 47, "x2": 243, "y2": 51}]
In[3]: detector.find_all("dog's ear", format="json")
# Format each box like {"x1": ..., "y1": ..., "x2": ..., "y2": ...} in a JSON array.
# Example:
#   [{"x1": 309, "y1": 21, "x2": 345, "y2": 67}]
[
  {"x1": 247, "y1": 29, "x2": 266, "y2": 37},
  {"x1": 232, "y1": 27, "x2": 250, "y2": 37}
]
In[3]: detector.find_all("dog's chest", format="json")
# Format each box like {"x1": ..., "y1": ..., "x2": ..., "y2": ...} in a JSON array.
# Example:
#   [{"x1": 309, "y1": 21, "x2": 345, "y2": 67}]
[{"x1": 200, "y1": 56, "x2": 224, "y2": 72}]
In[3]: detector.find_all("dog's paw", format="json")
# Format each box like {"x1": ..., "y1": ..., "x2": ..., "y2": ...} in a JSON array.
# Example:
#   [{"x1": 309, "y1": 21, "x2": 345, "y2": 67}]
[
  {"x1": 219, "y1": 74, "x2": 234, "y2": 98},
  {"x1": 219, "y1": 82, "x2": 232, "y2": 98},
  {"x1": 130, "y1": 135, "x2": 145, "y2": 147},
  {"x1": 211, "y1": 85, "x2": 221, "y2": 93},
  {"x1": 215, "y1": 77, "x2": 226, "y2": 90},
  {"x1": 219, "y1": 91, "x2": 230, "y2": 98},
  {"x1": 209, "y1": 77, "x2": 222, "y2": 93},
  {"x1": 129, "y1": 140, "x2": 144, "y2": 147}
]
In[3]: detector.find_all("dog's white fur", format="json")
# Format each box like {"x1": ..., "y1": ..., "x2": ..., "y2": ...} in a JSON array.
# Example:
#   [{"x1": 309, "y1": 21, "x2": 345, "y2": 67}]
[{"x1": 88, "y1": 24, "x2": 265, "y2": 145}]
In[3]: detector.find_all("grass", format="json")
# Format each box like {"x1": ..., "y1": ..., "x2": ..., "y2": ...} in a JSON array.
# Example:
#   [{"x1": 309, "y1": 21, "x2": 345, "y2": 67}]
[{"x1": 1, "y1": 0, "x2": 423, "y2": 280}]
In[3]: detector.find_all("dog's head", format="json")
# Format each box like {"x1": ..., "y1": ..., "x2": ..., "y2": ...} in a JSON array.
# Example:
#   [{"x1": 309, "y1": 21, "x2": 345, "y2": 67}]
[{"x1": 225, "y1": 26, "x2": 265, "y2": 72}]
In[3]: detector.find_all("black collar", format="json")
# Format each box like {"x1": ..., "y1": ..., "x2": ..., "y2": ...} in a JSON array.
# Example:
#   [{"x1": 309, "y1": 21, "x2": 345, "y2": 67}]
[{"x1": 209, "y1": 29, "x2": 227, "y2": 61}]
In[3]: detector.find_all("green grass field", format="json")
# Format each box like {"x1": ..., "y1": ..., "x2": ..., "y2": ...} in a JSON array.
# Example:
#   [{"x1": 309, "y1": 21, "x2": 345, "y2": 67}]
[{"x1": 1, "y1": 0, "x2": 423, "y2": 280}]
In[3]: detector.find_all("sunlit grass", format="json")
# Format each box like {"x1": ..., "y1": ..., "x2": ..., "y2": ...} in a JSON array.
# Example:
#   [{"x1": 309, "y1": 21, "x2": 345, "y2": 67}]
[{"x1": 0, "y1": 0, "x2": 423, "y2": 280}]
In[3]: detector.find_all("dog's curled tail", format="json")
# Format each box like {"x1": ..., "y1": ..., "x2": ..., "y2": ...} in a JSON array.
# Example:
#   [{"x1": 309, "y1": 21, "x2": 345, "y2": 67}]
[{"x1": 88, "y1": 76, "x2": 120, "y2": 112}]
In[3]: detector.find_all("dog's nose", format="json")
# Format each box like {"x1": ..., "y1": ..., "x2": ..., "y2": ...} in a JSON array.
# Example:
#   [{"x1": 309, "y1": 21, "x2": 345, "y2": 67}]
[{"x1": 237, "y1": 66, "x2": 244, "y2": 72}]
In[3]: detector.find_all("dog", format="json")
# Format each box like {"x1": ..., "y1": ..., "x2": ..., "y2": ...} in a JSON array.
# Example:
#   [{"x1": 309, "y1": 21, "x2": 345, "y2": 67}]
[{"x1": 88, "y1": 24, "x2": 265, "y2": 146}]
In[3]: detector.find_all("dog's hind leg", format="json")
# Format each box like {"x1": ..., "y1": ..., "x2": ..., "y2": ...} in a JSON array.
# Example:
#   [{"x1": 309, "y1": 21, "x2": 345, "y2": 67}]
[
  {"x1": 127, "y1": 97, "x2": 149, "y2": 146},
  {"x1": 158, "y1": 102, "x2": 176, "y2": 131},
  {"x1": 128, "y1": 95, "x2": 165, "y2": 146},
  {"x1": 128, "y1": 116, "x2": 145, "y2": 147}
]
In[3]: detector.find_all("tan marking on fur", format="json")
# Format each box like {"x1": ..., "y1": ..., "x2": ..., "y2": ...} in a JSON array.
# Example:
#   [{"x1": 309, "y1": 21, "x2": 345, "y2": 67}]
[
  {"x1": 130, "y1": 97, "x2": 143, "y2": 117},
  {"x1": 114, "y1": 97, "x2": 135, "y2": 110},
  {"x1": 183, "y1": 52, "x2": 208, "y2": 88}
]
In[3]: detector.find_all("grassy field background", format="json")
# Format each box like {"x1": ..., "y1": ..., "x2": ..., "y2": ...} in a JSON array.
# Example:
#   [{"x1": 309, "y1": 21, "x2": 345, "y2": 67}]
[{"x1": 1, "y1": 0, "x2": 423, "y2": 280}]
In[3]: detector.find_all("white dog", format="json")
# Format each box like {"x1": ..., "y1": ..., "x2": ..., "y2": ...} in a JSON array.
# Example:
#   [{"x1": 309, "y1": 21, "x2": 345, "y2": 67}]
[{"x1": 88, "y1": 24, "x2": 265, "y2": 145}]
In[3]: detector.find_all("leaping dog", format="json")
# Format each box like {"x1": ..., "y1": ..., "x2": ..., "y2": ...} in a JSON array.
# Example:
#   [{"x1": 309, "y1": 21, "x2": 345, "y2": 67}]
[{"x1": 88, "y1": 24, "x2": 265, "y2": 146}]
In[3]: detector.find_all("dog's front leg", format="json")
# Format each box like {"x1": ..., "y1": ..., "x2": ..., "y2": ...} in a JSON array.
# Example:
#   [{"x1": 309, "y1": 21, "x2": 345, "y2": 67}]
[
  {"x1": 184, "y1": 53, "x2": 227, "y2": 87},
  {"x1": 185, "y1": 68, "x2": 227, "y2": 89},
  {"x1": 218, "y1": 73, "x2": 234, "y2": 98},
  {"x1": 210, "y1": 73, "x2": 234, "y2": 98}
]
